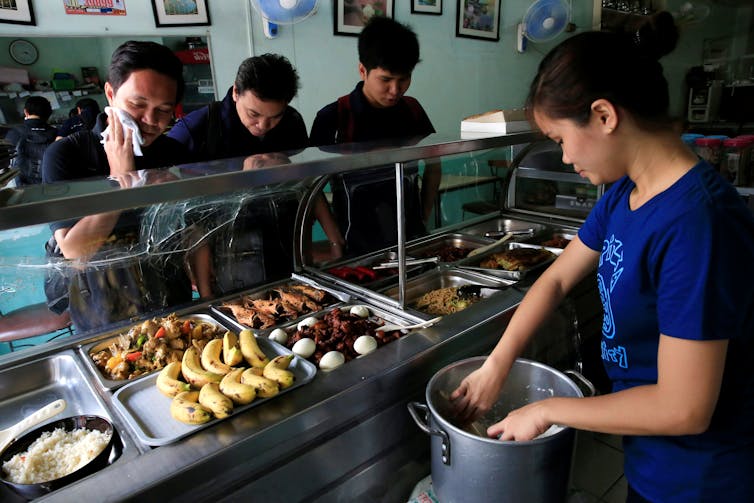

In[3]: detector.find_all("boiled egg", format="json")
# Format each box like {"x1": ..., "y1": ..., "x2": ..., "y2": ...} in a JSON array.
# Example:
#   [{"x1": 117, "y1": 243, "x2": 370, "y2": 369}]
[
  {"x1": 349, "y1": 305, "x2": 370, "y2": 318},
  {"x1": 319, "y1": 350, "x2": 345, "y2": 371},
  {"x1": 292, "y1": 337, "x2": 316, "y2": 359},
  {"x1": 297, "y1": 316, "x2": 318, "y2": 331},
  {"x1": 268, "y1": 328, "x2": 288, "y2": 345},
  {"x1": 353, "y1": 335, "x2": 377, "y2": 355}
]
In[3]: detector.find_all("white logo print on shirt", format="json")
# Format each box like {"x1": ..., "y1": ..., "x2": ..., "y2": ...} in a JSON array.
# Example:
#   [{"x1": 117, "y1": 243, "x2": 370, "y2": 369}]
[{"x1": 599, "y1": 235, "x2": 628, "y2": 368}]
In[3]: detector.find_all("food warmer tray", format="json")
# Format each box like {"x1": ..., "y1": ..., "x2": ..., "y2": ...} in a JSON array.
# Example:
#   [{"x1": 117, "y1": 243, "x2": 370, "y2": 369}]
[
  {"x1": 111, "y1": 336, "x2": 317, "y2": 447},
  {"x1": 405, "y1": 232, "x2": 494, "y2": 264},
  {"x1": 318, "y1": 249, "x2": 432, "y2": 291},
  {"x1": 459, "y1": 217, "x2": 548, "y2": 239},
  {"x1": 209, "y1": 277, "x2": 348, "y2": 332},
  {"x1": 79, "y1": 310, "x2": 232, "y2": 392},
  {"x1": 456, "y1": 242, "x2": 562, "y2": 280},
  {"x1": 381, "y1": 268, "x2": 516, "y2": 319}
]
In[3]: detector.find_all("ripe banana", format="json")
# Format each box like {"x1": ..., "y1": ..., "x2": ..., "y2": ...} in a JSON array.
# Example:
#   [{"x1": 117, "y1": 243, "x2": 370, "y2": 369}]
[
  {"x1": 263, "y1": 354, "x2": 295, "y2": 389},
  {"x1": 171, "y1": 391, "x2": 212, "y2": 425},
  {"x1": 181, "y1": 346, "x2": 223, "y2": 388},
  {"x1": 219, "y1": 368, "x2": 257, "y2": 405},
  {"x1": 201, "y1": 338, "x2": 233, "y2": 375},
  {"x1": 223, "y1": 331, "x2": 244, "y2": 367},
  {"x1": 241, "y1": 367, "x2": 280, "y2": 398},
  {"x1": 239, "y1": 329, "x2": 270, "y2": 369},
  {"x1": 156, "y1": 361, "x2": 191, "y2": 398},
  {"x1": 198, "y1": 382, "x2": 234, "y2": 419}
]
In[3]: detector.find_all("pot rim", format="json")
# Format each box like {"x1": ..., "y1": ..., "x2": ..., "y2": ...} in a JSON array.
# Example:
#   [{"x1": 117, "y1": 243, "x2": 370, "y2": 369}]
[{"x1": 425, "y1": 356, "x2": 582, "y2": 445}]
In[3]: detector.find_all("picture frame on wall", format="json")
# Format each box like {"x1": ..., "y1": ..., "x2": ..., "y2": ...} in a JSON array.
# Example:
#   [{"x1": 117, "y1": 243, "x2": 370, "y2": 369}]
[
  {"x1": 412, "y1": 0, "x2": 442, "y2": 15},
  {"x1": 456, "y1": 0, "x2": 501, "y2": 41},
  {"x1": 151, "y1": 0, "x2": 211, "y2": 27},
  {"x1": 334, "y1": 0, "x2": 394, "y2": 36},
  {"x1": 0, "y1": 0, "x2": 36, "y2": 26}
]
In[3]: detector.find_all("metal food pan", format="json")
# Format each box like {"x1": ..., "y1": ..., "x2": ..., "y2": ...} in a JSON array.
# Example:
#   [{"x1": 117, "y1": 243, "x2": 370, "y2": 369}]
[
  {"x1": 111, "y1": 336, "x2": 317, "y2": 447},
  {"x1": 460, "y1": 218, "x2": 547, "y2": 239},
  {"x1": 79, "y1": 311, "x2": 231, "y2": 392},
  {"x1": 458, "y1": 242, "x2": 560, "y2": 280},
  {"x1": 381, "y1": 268, "x2": 514, "y2": 316},
  {"x1": 405, "y1": 233, "x2": 494, "y2": 263},
  {"x1": 321, "y1": 250, "x2": 430, "y2": 289},
  {"x1": 0, "y1": 350, "x2": 112, "y2": 428},
  {"x1": 537, "y1": 228, "x2": 579, "y2": 248},
  {"x1": 210, "y1": 279, "x2": 343, "y2": 331}
]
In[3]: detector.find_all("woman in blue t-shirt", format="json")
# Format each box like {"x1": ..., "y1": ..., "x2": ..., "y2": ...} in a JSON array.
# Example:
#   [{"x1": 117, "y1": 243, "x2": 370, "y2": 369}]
[{"x1": 451, "y1": 12, "x2": 754, "y2": 503}]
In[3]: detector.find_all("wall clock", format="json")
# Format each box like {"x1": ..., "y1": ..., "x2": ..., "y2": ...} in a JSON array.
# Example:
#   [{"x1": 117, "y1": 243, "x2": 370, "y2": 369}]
[{"x1": 9, "y1": 39, "x2": 39, "y2": 65}]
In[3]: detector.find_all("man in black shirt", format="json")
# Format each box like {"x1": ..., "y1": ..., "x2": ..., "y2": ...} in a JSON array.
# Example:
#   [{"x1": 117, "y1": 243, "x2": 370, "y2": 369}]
[{"x1": 4, "y1": 96, "x2": 57, "y2": 185}]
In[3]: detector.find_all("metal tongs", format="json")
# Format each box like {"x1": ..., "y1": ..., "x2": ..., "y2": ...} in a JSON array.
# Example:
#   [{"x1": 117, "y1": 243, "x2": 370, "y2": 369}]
[
  {"x1": 373, "y1": 256, "x2": 440, "y2": 270},
  {"x1": 483, "y1": 228, "x2": 535, "y2": 238},
  {"x1": 376, "y1": 316, "x2": 442, "y2": 333},
  {"x1": 456, "y1": 283, "x2": 513, "y2": 300}
]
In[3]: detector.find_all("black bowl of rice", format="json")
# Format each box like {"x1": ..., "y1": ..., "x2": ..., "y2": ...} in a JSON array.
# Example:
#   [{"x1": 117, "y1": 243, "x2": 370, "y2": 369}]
[{"x1": 0, "y1": 415, "x2": 114, "y2": 499}]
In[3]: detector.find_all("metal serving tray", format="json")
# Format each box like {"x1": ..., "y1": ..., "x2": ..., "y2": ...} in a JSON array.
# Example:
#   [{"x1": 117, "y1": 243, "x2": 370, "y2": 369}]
[
  {"x1": 320, "y1": 249, "x2": 431, "y2": 290},
  {"x1": 457, "y1": 242, "x2": 561, "y2": 280},
  {"x1": 536, "y1": 228, "x2": 578, "y2": 248},
  {"x1": 405, "y1": 232, "x2": 494, "y2": 264},
  {"x1": 80, "y1": 311, "x2": 231, "y2": 392},
  {"x1": 210, "y1": 278, "x2": 345, "y2": 331},
  {"x1": 381, "y1": 268, "x2": 515, "y2": 318},
  {"x1": 460, "y1": 217, "x2": 547, "y2": 239},
  {"x1": 0, "y1": 350, "x2": 112, "y2": 428},
  {"x1": 111, "y1": 336, "x2": 317, "y2": 447}
]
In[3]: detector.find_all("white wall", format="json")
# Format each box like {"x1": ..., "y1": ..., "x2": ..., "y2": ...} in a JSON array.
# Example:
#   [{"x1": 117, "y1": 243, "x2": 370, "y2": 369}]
[{"x1": 0, "y1": 0, "x2": 747, "y2": 132}]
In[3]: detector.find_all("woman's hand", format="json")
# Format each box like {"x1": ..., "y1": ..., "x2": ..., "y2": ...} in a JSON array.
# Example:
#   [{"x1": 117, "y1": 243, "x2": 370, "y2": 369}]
[
  {"x1": 104, "y1": 107, "x2": 136, "y2": 177},
  {"x1": 449, "y1": 362, "x2": 507, "y2": 422},
  {"x1": 488, "y1": 399, "x2": 553, "y2": 441}
]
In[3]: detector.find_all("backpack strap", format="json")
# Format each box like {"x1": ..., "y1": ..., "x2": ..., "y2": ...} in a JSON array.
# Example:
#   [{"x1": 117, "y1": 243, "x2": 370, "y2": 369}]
[
  {"x1": 336, "y1": 94, "x2": 354, "y2": 144},
  {"x1": 204, "y1": 101, "x2": 223, "y2": 159}
]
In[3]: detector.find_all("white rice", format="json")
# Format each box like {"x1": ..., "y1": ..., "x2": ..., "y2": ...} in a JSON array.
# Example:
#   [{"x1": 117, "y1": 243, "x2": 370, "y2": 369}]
[{"x1": 2, "y1": 427, "x2": 111, "y2": 484}]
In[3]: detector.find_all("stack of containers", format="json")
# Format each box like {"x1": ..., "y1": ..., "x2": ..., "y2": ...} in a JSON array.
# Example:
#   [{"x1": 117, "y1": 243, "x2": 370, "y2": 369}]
[
  {"x1": 694, "y1": 136, "x2": 725, "y2": 171},
  {"x1": 720, "y1": 136, "x2": 754, "y2": 186}
]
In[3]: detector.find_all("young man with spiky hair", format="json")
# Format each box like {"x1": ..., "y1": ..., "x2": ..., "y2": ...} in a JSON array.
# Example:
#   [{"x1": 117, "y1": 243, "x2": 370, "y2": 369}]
[{"x1": 310, "y1": 17, "x2": 441, "y2": 256}]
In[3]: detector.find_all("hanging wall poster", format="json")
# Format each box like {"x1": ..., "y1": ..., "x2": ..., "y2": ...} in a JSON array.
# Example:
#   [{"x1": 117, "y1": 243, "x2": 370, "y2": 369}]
[
  {"x1": 151, "y1": 0, "x2": 210, "y2": 27},
  {"x1": 63, "y1": 0, "x2": 127, "y2": 16},
  {"x1": 0, "y1": 0, "x2": 36, "y2": 25},
  {"x1": 334, "y1": 0, "x2": 394, "y2": 36},
  {"x1": 412, "y1": 0, "x2": 442, "y2": 15},
  {"x1": 456, "y1": 0, "x2": 501, "y2": 41}
]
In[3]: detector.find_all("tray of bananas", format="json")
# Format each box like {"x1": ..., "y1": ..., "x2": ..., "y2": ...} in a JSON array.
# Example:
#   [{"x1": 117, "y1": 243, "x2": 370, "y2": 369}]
[{"x1": 111, "y1": 328, "x2": 317, "y2": 446}]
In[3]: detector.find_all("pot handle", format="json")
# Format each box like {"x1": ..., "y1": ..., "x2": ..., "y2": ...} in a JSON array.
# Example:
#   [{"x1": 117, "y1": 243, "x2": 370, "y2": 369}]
[
  {"x1": 565, "y1": 369, "x2": 596, "y2": 397},
  {"x1": 407, "y1": 402, "x2": 452, "y2": 466}
]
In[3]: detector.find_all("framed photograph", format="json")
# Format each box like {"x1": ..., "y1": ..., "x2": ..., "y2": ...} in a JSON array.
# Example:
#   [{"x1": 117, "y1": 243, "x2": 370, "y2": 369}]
[
  {"x1": 334, "y1": 0, "x2": 394, "y2": 36},
  {"x1": 456, "y1": 0, "x2": 501, "y2": 41},
  {"x1": 412, "y1": 0, "x2": 441, "y2": 15},
  {"x1": 0, "y1": 0, "x2": 36, "y2": 26},
  {"x1": 151, "y1": 0, "x2": 210, "y2": 27}
]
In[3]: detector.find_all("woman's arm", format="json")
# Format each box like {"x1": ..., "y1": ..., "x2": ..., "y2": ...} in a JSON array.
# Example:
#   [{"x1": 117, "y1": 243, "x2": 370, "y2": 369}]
[
  {"x1": 451, "y1": 237, "x2": 600, "y2": 419},
  {"x1": 492, "y1": 335, "x2": 727, "y2": 440},
  {"x1": 313, "y1": 193, "x2": 345, "y2": 260}
]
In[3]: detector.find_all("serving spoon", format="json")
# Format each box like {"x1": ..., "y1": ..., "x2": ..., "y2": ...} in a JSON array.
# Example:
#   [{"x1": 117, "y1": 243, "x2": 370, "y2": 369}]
[
  {"x1": 0, "y1": 399, "x2": 67, "y2": 454},
  {"x1": 467, "y1": 232, "x2": 515, "y2": 258},
  {"x1": 376, "y1": 317, "x2": 442, "y2": 333}
]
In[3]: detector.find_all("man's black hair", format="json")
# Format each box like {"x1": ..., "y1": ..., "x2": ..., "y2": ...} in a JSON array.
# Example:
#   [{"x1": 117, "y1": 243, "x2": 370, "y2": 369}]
[
  {"x1": 108, "y1": 40, "x2": 184, "y2": 103},
  {"x1": 24, "y1": 96, "x2": 52, "y2": 122},
  {"x1": 358, "y1": 17, "x2": 420, "y2": 75},
  {"x1": 234, "y1": 54, "x2": 300, "y2": 103},
  {"x1": 75, "y1": 98, "x2": 100, "y2": 112}
]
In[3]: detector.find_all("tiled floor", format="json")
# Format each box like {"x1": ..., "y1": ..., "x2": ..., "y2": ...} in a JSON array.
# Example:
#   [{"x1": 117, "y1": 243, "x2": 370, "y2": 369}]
[{"x1": 568, "y1": 431, "x2": 626, "y2": 503}]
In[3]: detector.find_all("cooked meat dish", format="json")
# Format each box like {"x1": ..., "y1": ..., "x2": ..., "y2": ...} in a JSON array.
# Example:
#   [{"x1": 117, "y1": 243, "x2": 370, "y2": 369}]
[
  {"x1": 422, "y1": 246, "x2": 471, "y2": 262},
  {"x1": 541, "y1": 235, "x2": 571, "y2": 248},
  {"x1": 287, "y1": 308, "x2": 401, "y2": 364},
  {"x1": 479, "y1": 247, "x2": 556, "y2": 271},
  {"x1": 221, "y1": 284, "x2": 333, "y2": 329},
  {"x1": 90, "y1": 313, "x2": 223, "y2": 381}
]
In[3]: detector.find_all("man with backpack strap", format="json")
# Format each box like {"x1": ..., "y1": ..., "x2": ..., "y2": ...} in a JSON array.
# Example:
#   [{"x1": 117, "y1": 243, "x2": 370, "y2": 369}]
[
  {"x1": 4, "y1": 96, "x2": 57, "y2": 186},
  {"x1": 310, "y1": 17, "x2": 441, "y2": 256}
]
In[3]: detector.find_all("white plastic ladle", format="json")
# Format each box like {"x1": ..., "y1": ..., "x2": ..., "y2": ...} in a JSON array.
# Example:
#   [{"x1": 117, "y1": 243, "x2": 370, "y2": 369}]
[
  {"x1": 377, "y1": 317, "x2": 442, "y2": 334},
  {"x1": 0, "y1": 399, "x2": 67, "y2": 453}
]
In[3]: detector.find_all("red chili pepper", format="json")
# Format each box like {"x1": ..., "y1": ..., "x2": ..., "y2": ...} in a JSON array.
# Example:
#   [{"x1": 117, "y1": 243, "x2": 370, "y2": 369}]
[
  {"x1": 180, "y1": 320, "x2": 191, "y2": 335},
  {"x1": 154, "y1": 327, "x2": 167, "y2": 339},
  {"x1": 125, "y1": 351, "x2": 142, "y2": 362},
  {"x1": 354, "y1": 266, "x2": 377, "y2": 281}
]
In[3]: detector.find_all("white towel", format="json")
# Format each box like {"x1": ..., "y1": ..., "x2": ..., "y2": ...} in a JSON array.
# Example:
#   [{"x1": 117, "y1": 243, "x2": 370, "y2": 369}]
[{"x1": 101, "y1": 106, "x2": 144, "y2": 156}]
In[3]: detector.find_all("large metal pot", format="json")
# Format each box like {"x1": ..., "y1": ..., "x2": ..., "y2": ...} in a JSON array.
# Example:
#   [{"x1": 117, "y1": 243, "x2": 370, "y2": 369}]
[{"x1": 408, "y1": 357, "x2": 593, "y2": 503}]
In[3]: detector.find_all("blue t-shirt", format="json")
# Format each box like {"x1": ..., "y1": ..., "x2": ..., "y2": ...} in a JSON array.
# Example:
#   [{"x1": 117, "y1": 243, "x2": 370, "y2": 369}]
[{"x1": 579, "y1": 160, "x2": 754, "y2": 502}]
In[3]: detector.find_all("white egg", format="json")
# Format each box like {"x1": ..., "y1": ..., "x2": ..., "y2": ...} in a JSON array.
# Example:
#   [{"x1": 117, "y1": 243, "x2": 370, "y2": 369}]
[
  {"x1": 297, "y1": 316, "x2": 318, "y2": 331},
  {"x1": 353, "y1": 335, "x2": 377, "y2": 355},
  {"x1": 268, "y1": 328, "x2": 288, "y2": 345},
  {"x1": 349, "y1": 305, "x2": 370, "y2": 318},
  {"x1": 292, "y1": 338, "x2": 316, "y2": 359},
  {"x1": 319, "y1": 350, "x2": 345, "y2": 371}
]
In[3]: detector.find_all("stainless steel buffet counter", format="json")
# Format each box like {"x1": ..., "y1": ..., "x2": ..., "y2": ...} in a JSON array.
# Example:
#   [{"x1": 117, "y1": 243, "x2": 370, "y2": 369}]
[{"x1": 0, "y1": 132, "x2": 604, "y2": 501}]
